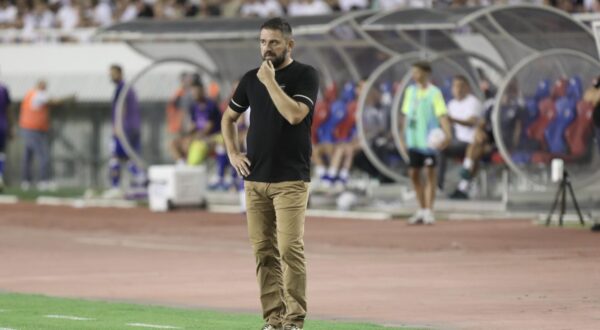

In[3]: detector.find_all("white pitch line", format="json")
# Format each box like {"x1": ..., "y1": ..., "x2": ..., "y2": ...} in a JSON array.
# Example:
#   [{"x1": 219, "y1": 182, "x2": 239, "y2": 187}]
[
  {"x1": 45, "y1": 314, "x2": 94, "y2": 321},
  {"x1": 0, "y1": 327, "x2": 17, "y2": 330},
  {"x1": 126, "y1": 323, "x2": 182, "y2": 329}
]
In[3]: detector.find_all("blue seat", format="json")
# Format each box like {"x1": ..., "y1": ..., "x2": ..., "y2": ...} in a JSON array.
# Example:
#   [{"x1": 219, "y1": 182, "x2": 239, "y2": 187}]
[
  {"x1": 545, "y1": 96, "x2": 576, "y2": 154},
  {"x1": 317, "y1": 99, "x2": 347, "y2": 144}
]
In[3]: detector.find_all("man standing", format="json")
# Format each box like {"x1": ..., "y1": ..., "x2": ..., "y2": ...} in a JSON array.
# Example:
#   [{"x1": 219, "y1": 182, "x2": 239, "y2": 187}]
[
  {"x1": 400, "y1": 61, "x2": 452, "y2": 225},
  {"x1": 19, "y1": 80, "x2": 73, "y2": 190},
  {"x1": 221, "y1": 17, "x2": 319, "y2": 330},
  {"x1": 0, "y1": 75, "x2": 12, "y2": 191},
  {"x1": 104, "y1": 64, "x2": 145, "y2": 199},
  {"x1": 439, "y1": 75, "x2": 483, "y2": 199}
]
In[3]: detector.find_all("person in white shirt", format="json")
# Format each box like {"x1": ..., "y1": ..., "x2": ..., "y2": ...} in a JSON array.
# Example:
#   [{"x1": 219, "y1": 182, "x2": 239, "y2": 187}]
[
  {"x1": 439, "y1": 75, "x2": 483, "y2": 199},
  {"x1": 240, "y1": 0, "x2": 283, "y2": 17},
  {"x1": 93, "y1": 0, "x2": 113, "y2": 26},
  {"x1": 56, "y1": 0, "x2": 80, "y2": 31},
  {"x1": 288, "y1": 0, "x2": 331, "y2": 16},
  {"x1": 0, "y1": 0, "x2": 18, "y2": 27},
  {"x1": 118, "y1": 0, "x2": 138, "y2": 22}
]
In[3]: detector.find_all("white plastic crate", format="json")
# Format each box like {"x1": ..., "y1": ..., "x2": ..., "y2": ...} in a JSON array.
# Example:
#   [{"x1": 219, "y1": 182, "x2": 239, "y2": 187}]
[{"x1": 148, "y1": 165, "x2": 207, "y2": 212}]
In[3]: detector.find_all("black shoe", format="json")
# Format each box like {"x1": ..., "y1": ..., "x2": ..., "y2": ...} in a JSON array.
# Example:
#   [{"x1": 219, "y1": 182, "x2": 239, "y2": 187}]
[{"x1": 449, "y1": 189, "x2": 469, "y2": 200}]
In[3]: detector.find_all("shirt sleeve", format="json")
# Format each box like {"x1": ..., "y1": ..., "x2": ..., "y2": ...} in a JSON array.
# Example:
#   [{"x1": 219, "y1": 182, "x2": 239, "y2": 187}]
[
  {"x1": 401, "y1": 86, "x2": 412, "y2": 115},
  {"x1": 433, "y1": 88, "x2": 448, "y2": 117},
  {"x1": 229, "y1": 74, "x2": 250, "y2": 113},
  {"x1": 291, "y1": 66, "x2": 319, "y2": 111},
  {"x1": 31, "y1": 91, "x2": 49, "y2": 109}
]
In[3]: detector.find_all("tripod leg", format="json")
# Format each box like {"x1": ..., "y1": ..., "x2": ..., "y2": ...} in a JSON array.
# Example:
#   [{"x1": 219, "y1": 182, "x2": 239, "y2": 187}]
[
  {"x1": 559, "y1": 180, "x2": 567, "y2": 227},
  {"x1": 566, "y1": 181, "x2": 585, "y2": 226},
  {"x1": 546, "y1": 182, "x2": 564, "y2": 226}
]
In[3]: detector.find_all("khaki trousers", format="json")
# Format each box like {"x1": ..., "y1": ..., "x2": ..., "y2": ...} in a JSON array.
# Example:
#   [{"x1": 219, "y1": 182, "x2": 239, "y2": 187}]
[{"x1": 245, "y1": 180, "x2": 309, "y2": 328}]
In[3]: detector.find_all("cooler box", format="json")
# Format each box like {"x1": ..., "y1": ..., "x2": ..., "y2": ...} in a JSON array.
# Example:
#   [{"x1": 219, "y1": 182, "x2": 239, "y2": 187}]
[{"x1": 148, "y1": 165, "x2": 207, "y2": 212}]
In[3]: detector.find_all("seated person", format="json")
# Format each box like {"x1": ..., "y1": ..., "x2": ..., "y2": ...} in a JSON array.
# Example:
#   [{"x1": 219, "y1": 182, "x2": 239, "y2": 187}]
[
  {"x1": 438, "y1": 75, "x2": 483, "y2": 199},
  {"x1": 170, "y1": 82, "x2": 221, "y2": 166}
]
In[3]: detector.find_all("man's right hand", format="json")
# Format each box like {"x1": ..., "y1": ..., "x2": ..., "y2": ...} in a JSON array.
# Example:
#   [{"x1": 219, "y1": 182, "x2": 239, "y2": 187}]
[{"x1": 229, "y1": 152, "x2": 251, "y2": 177}]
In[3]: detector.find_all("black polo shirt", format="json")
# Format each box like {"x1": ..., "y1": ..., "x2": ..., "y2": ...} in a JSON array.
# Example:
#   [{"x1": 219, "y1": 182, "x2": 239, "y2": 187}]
[{"x1": 229, "y1": 60, "x2": 319, "y2": 183}]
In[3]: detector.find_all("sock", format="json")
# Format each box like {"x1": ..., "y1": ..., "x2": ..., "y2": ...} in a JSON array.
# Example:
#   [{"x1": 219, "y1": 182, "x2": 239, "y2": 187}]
[
  {"x1": 458, "y1": 179, "x2": 469, "y2": 192},
  {"x1": 419, "y1": 208, "x2": 427, "y2": 216},
  {"x1": 327, "y1": 167, "x2": 338, "y2": 180},
  {"x1": 424, "y1": 208, "x2": 433, "y2": 216},
  {"x1": 109, "y1": 158, "x2": 121, "y2": 188},
  {"x1": 0, "y1": 153, "x2": 5, "y2": 178},
  {"x1": 339, "y1": 168, "x2": 350, "y2": 181},
  {"x1": 127, "y1": 160, "x2": 146, "y2": 188},
  {"x1": 316, "y1": 165, "x2": 326, "y2": 178},
  {"x1": 462, "y1": 158, "x2": 473, "y2": 171}
]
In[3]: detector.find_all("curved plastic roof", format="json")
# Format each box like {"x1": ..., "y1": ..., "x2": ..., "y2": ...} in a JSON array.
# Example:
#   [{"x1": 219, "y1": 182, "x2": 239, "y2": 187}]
[
  {"x1": 361, "y1": 5, "x2": 596, "y2": 60},
  {"x1": 97, "y1": 13, "x2": 358, "y2": 40}
]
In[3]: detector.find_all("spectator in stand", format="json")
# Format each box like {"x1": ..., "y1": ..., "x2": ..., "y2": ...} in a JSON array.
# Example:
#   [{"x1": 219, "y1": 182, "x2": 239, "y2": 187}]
[
  {"x1": 240, "y1": 0, "x2": 283, "y2": 17},
  {"x1": 136, "y1": 0, "x2": 154, "y2": 18},
  {"x1": 56, "y1": 0, "x2": 80, "y2": 32},
  {"x1": 0, "y1": 0, "x2": 18, "y2": 28},
  {"x1": 92, "y1": 0, "x2": 112, "y2": 27},
  {"x1": 375, "y1": 0, "x2": 408, "y2": 10},
  {"x1": 116, "y1": 0, "x2": 138, "y2": 22},
  {"x1": 338, "y1": 0, "x2": 368, "y2": 11},
  {"x1": 287, "y1": 0, "x2": 332, "y2": 16},
  {"x1": 25, "y1": 0, "x2": 55, "y2": 29}
]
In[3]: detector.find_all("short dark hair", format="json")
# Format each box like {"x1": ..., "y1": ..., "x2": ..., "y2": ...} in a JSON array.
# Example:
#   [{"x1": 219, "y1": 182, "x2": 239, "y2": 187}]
[
  {"x1": 412, "y1": 61, "x2": 432, "y2": 73},
  {"x1": 260, "y1": 17, "x2": 292, "y2": 38},
  {"x1": 453, "y1": 74, "x2": 469, "y2": 86},
  {"x1": 110, "y1": 64, "x2": 122, "y2": 74}
]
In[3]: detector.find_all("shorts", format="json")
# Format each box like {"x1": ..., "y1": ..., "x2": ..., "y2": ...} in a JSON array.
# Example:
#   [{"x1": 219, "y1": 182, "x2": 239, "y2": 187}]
[
  {"x1": 409, "y1": 149, "x2": 437, "y2": 168},
  {"x1": 111, "y1": 132, "x2": 141, "y2": 159},
  {"x1": 444, "y1": 139, "x2": 469, "y2": 158}
]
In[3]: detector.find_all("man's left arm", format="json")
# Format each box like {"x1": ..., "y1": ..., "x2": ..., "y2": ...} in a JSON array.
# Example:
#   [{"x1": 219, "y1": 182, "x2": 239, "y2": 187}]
[{"x1": 257, "y1": 60, "x2": 319, "y2": 125}]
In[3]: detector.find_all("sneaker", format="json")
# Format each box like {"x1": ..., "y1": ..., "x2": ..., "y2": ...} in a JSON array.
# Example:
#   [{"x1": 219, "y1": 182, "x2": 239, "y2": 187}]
[
  {"x1": 284, "y1": 325, "x2": 302, "y2": 330},
  {"x1": 449, "y1": 189, "x2": 469, "y2": 200},
  {"x1": 407, "y1": 210, "x2": 423, "y2": 225},
  {"x1": 261, "y1": 324, "x2": 281, "y2": 330},
  {"x1": 423, "y1": 210, "x2": 436, "y2": 225}
]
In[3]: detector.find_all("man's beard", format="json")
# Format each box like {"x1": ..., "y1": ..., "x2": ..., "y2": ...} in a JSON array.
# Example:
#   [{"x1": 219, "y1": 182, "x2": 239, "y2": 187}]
[{"x1": 263, "y1": 48, "x2": 287, "y2": 68}]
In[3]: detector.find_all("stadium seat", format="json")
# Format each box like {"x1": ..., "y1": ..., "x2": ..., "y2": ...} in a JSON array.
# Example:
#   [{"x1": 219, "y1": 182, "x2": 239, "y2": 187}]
[
  {"x1": 544, "y1": 95, "x2": 576, "y2": 154},
  {"x1": 550, "y1": 78, "x2": 568, "y2": 99},
  {"x1": 312, "y1": 100, "x2": 330, "y2": 144},
  {"x1": 318, "y1": 99, "x2": 348, "y2": 144},
  {"x1": 565, "y1": 100, "x2": 595, "y2": 158},
  {"x1": 567, "y1": 76, "x2": 583, "y2": 102},
  {"x1": 527, "y1": 97, "x2": 557, "y2": 149},
  {"x1": 334, "y1": 100, "x2": 358, "y2": 142}
]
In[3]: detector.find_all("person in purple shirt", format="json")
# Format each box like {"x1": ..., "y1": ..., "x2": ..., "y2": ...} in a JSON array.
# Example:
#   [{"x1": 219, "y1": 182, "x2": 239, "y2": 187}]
[
  {"x1": 171, "y1": 82, "x2": 221, "y2": 166},
  {"x1": 103, "y1": 64, "x2": 145, "y2": 199},
  {"x1": 0, "y1": 79, "x2": 13, "y2": 192}
]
